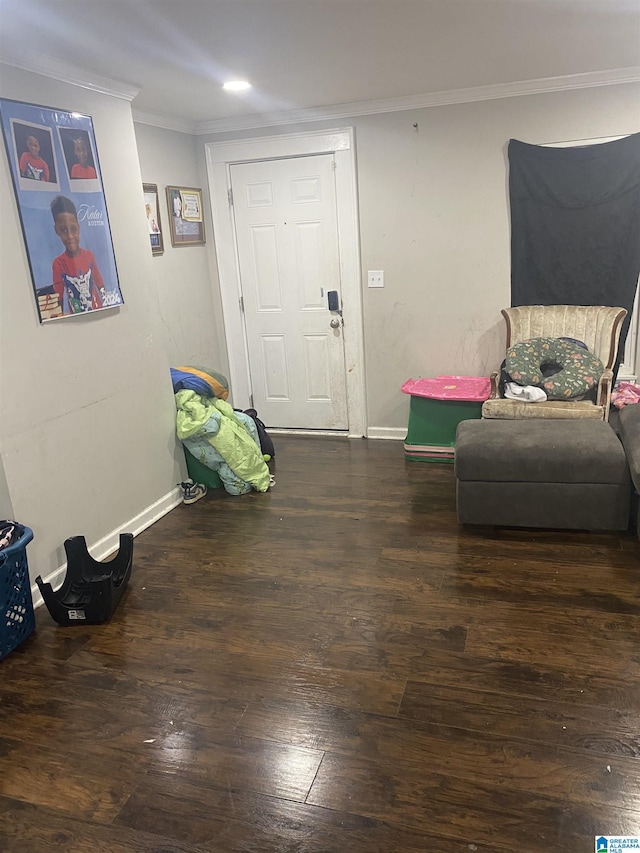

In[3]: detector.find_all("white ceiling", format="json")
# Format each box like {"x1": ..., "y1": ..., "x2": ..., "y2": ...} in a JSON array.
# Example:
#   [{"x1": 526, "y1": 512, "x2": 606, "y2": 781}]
[{"x1": 0, "y1": 0, "x2": 639, "y2": 130}]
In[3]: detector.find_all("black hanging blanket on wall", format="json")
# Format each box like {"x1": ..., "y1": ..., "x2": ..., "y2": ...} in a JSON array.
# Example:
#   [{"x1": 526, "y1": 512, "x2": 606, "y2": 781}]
[{"x1": 509, "y1": 133, "x2": 640, "y2": 372}]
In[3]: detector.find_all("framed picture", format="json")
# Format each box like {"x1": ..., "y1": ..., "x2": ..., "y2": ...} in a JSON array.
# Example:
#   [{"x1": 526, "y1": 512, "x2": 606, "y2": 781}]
[
  {"x1": 0, "y1": 98, "x2": 123, "y2": 322},
  {"x1": 166, "y1": 186, "x2": 206, "y2": 246},
  {"x1": 143, "y1": 183, "x2": 164, "y2": 255}
]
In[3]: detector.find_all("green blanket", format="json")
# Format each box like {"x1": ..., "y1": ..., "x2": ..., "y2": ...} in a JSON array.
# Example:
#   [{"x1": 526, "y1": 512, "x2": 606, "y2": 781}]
[{"x1": 175, "y1": 391, "x2": 270, "y2": 493}]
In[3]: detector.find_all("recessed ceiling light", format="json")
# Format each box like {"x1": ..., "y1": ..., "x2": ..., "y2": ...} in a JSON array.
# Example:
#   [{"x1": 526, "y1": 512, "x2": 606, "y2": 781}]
[{"x1": 223, "y1": 81, "x2": 251, "y2": 92}]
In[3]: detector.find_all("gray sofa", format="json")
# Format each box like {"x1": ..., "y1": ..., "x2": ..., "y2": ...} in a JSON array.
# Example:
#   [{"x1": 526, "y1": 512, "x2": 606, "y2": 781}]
[
  {"x1": 455, "y1": 418, "x2": 632, "y2": 531},
  {"x1": 613, "y1": 404, "x2": 640, "y2": 537}
]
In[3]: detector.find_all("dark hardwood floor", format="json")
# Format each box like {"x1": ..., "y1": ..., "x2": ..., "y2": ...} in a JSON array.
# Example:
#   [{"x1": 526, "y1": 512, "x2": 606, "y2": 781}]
[{"x1": 2, "y1": 435, "x2": 640, "y2": 852}]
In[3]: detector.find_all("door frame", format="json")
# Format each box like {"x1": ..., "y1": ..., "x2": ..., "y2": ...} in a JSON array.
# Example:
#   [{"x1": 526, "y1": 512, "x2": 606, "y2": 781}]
[{"x1": 205, "y1": 128, "x2": 367, "y2": 437}]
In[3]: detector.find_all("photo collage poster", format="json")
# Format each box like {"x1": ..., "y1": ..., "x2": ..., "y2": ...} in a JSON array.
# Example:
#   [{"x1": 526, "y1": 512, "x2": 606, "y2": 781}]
[{"x1": 0, "y1": 98, "x2": 123, "y2": 322}]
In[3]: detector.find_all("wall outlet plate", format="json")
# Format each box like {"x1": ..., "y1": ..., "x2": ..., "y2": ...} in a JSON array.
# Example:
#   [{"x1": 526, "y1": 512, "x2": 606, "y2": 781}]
[{"x1": 368, "y1": 270, "x2": 384, "y2": 288}]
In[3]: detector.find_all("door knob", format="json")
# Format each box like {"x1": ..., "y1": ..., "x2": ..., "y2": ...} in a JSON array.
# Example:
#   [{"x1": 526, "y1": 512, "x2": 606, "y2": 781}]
[{"x1": 330, "y1": 318, "x2": 340, "y2": 328}]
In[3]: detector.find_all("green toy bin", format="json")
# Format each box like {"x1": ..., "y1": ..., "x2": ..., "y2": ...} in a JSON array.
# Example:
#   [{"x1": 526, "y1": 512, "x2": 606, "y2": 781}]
[
  {"x1": 402, "y1": 376, "x2": 490, "y2": 463},
  {"x1": 184, "y1": 448, "x2": 223, "y2": 489}
]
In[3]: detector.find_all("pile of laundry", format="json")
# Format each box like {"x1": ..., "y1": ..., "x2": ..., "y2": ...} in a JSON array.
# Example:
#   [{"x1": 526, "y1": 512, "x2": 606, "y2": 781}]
[
  {"x1": 171, "y1": 366, "x2": 273, "y2": 495},
  {"x1": 611, "y1": 381, "x2": 640, "y2": 409},
  {"x1": 0, "y1": 520, "x2": 19, "y2": 550}
]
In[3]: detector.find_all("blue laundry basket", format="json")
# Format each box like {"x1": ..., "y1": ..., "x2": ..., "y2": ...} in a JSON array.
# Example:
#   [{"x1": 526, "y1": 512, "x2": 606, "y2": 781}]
[{"x1": 0, "y1": 525, "x2": 35, "y2": 660}]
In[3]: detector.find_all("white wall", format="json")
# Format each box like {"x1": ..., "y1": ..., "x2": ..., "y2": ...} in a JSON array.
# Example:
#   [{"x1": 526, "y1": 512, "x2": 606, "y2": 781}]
[
  {"x1": 0, "y1": 459, "x2": 14, "y2": 519},
  {"x1": 133, "y1": 122, "x2": 228, "y2": 377},
  {"x1": 0, "y1": 66, "x2": 184, "y2": 583},
  {"x1": 198, "y1": 82, "x2": 640, "y2": 431}
]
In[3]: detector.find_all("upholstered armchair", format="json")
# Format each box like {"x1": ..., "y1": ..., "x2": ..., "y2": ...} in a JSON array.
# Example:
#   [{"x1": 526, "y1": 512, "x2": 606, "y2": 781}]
[{"x1": 482, "y1": 305, "x2": 627, "y2": 421}]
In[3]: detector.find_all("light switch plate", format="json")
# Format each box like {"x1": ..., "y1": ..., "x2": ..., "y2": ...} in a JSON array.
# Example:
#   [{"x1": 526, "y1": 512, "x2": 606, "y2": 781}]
[{"x1": 368, "y1": 270, "x2": 384, "y2": 288}]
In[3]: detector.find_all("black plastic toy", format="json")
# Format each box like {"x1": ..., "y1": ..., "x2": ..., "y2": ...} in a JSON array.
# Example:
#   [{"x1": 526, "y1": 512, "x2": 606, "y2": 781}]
[{"x1": 36, "y1": 533, "x2": 133, "y2": 626}]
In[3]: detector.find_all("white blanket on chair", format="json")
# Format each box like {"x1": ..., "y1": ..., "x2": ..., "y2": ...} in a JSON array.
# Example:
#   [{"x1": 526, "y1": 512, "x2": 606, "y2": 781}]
[{"x1": 504, "y1": 382, "x2": 548, "y2": 402}]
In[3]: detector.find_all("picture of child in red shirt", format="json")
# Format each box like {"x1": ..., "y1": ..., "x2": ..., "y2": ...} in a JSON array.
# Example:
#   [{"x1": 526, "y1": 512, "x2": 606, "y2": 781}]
[
  {"x1": 70, "y1": 136, "x2": 97, "y2": 179},
  {"x1": 50, "y1": 195, "x2": 105, "y2": 314},
  {"x1": 19, "y1": 134, "x2": 50, "y2": 181}
]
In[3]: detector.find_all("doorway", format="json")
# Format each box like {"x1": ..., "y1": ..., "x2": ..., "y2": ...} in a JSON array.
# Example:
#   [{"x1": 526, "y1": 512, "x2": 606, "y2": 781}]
[
  {"x1": 230, "y1": 154, "x2": 347, "y2": 429},
  {"x1": 205, "y1": 129, "x2": 366, "y2": 436}
]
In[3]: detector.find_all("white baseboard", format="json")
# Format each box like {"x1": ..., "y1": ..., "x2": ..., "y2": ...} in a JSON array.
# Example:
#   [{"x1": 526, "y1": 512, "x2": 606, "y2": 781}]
[
  {"x1": 367, "y1": 427, "x2": 407, "y2": 440},
  {"x1": 31, "y1": 486, "x2": 183, "y2": 609},
  {"x1": 268, "y1": 428, "x2": 372, "y2": 440},
  {"x1": 269, "y1": 428, "x2": 349, "y2": 437},
  {"x1": 269, "y1": 427, "x2": 405, "y2": 440}
]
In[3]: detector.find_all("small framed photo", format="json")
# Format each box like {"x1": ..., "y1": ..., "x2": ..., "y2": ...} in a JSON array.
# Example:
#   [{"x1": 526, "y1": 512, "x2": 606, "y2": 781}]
[
  {"x1": 166, "y1": 186, "x2": 205, "y2": 247},
  {"x1": 143, "y1": 183, "x2": 164, "y2": 255}
]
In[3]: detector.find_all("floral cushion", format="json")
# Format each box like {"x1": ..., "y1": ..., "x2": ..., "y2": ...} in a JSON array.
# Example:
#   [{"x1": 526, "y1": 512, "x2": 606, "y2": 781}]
[{"x1": 505, "y1": 337, "x2": 604, "y2": 400}]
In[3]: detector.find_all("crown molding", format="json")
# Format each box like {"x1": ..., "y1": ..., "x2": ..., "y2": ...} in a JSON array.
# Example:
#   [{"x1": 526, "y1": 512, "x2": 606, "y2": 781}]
[
  {"x1": 3, "y1": 53, "x2": 636, "y2": 135},
  {"x1": 0, "y1": 53, "x2": 139, "y2": 101},
  {"x1": 194, "y1": 66, "x2": 640, "y2": 136},
  {"x1": 131, "y1": 110, "x2": 197, "y2": 135}
]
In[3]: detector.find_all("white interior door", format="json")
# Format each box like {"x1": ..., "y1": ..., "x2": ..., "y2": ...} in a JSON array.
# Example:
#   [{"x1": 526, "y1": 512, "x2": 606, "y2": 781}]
[{"x1": 230, "y1": 154, "x2": 348, "y2": 429}]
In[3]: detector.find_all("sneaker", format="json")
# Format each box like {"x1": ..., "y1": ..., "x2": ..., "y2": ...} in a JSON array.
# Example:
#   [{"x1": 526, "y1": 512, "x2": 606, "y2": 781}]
[{"x1": 178, "y1": 480, "x2": 207, "y2": 505}]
